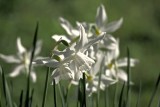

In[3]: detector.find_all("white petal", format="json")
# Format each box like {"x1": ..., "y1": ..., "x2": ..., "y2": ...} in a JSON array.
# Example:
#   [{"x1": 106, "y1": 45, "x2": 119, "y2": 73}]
[
  {"x1": 103, "y1": 35, "x2": 118, "y2": 50},
  {"x1": 75, "y1": 25, "x2": 88, "y2": 51},
  {"x1": 43, "y1": 59, "x2": 59, "y2": 68},
  {"x1": 82, "y1": 32, "x2": 105, "y2": 52},
  {"x1": 117, "y1": 69, "x2": 127, "y2": 82},
  {"x1": 92, "y1": 52, "x2": 103, "y2": 75},
  {"x1": 105, "y1": 18, "x2": 123, "y2": 33},
  {"x1": 30, "y1": 71, "x2": 37, "y2": 82},
  {"x1": 117, "y1": 58, "x2": 139, "y2": 67},
  {"x1": 98, "y1": 74, "x2": 117, "y2": 86},
  {"x1": 35, "y1": 40, "x2": 42, "y2": 56},
  {"x1": 17, "y1": 37, "x2": 26, "y2": 54},
  {"x1": 52, "y1": 35, "x2": 71, "y2": 43},
  {"x1": 0, "y1": 54, "x2": 20, "y2": 63},
  {"x1": 96, "y1": 4, "x2": 107, "y2": 28},
  {"x1": 59, "y1": 17, "x2": 79, "y2": 36},
  {"x1": 9, "y1": 65, "x2": 24, "y2": 77}
]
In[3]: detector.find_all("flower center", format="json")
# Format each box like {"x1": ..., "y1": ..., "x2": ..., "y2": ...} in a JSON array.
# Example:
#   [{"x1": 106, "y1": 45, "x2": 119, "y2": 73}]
[{"x1": 92, "y1": 26, "x2": 101, "y2": 35}]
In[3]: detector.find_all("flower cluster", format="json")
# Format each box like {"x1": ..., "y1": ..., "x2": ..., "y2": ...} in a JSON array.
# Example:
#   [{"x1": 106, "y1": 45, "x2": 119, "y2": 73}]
[
  {"x1": 34, "y1": 4, "x2": 138, "y2": 96},
  {"x1": 0, "y1": 4, "x2": 138, "y2": 96}
]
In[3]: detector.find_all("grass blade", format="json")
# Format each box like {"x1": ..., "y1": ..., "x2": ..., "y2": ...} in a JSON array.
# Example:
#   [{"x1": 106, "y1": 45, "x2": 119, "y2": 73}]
[
  {"x1": 96, "y1": 58, "x2": 104, "y2": 107},
  {"x1": 148, "y1": 73, "x2": 160, "y2": 107},
  {"x1": 126, "y1": 47, "x2": 131, "y2": 107},
  {"x1": 42, "y1": 68, "x2": 49, "y2": 107},
  {"x1": 119, "y1": 82, "x2": 125, "y2": 107},
  {"x1": 25, "y1": 22, "x2": 39, "y2": 107},
  {"x1": 58, "y1": 83, "x2": 65, "y2": 107},
  {"x1": 1, "y1": 66, "x2": 13, "y2": 107},
  {"x1": 105, "y1": 87, "x2": 109, "y2": 107},
  {"x1": 82, "y1": 73, "x2": 86, "y2": 107},
  {"x1": 53, "y1": 79, "x2": 57, "y2": 107},
  {"x1": 136, "y1": 81, "x2": 141, "y2": 107},
  {"x1": 29, "y1": 89, "x2": 34, "y2": 107},
  {"x1": 19, "y1": 90, "x2": 23, "y2": 107},
  {"x1": 113, "y1": 84, "x2": 118, "y2": 107}
]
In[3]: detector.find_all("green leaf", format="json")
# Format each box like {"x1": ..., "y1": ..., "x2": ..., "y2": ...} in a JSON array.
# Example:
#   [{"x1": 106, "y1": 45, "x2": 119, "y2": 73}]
[
  {"x1": 148, "y1": 74, "x2": 160, "y2": 107},
  {"x1": 42, "y1": 68, "x2": 49, "y2": 107},
  {"x1": 25, "y1": 22, "x2": 39, "y2": 107},
  {"x1": 53, "y1": 79, "x2": 57, "y2": 107},
  {"x1": 0, "y1": 66, "x2": 13, "y2": 107}
]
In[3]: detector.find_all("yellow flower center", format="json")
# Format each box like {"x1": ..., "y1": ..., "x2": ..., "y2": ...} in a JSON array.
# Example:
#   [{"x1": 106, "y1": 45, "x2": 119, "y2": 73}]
[
  {"x1": 87, "y1": 75, "x2": 93, "y2": 82},
  {"x1": 107, "y1": 63, "x2": 113, "y2": 69},
  {"x1": 92, "y1": 26, "x2": 101, "y2": 35}
]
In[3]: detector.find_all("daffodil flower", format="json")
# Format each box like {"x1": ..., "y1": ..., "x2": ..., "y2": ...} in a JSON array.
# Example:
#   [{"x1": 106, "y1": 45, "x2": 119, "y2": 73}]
[
  {"x1": 104, "y1": 40, "x2": 138, "y2": 83},
  {"x1": 34, "y1": 25, "x2": 105, "y2": 84},
  {"x1": 94, "y1": 4, "x2": 123, "y2": 35},
  {"x1": 0, "y1": 37, "x2": 42, "y2": 82},
  {"x1": 85, "y1": 52, "x2": 116, "y2": 96},
  {"x1": 59, "y1": 17, "x2": 79, "y2": 38}
]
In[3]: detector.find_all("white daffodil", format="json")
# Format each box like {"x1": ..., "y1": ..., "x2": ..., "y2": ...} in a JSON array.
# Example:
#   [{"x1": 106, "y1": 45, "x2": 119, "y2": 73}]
[
  {"x1": 93, "y1": 4, "x2": 123, "y2": 35},
  {"x1": 0, "y1": 37, "x2": 42, "y2": 82},
  {"x1": 85, "y1": 52, "x2": 116, "y2": 96},
  {"x1": 59, "y1": 17, "x2": 79, "y2": 38},
  {"x1": 52, "y1": 34, "x2": 71, "y2": 43},
  {"x1": 34, "y1": 25, "x2": 105, "y2": 84},
  {"x1": 104, "y1": 40, "x2": 138, "y2": 83}
]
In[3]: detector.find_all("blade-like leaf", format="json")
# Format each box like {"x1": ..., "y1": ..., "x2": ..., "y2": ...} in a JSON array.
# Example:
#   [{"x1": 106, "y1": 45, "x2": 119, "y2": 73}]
[
  {"x1": 1, "y1": 66, "x2": 13, "y2": 107},
  {"x1": 119, "y1": 82, "x2": 125, "y2": 107},
  {"x1": 53, "y1": 79, "x2": 57, "y2": 107},
  {"x1": 148, "y1": 74, "x2": 160, "y2": 107},
  {"x1": 19, "y1": 90, "x2": 23, "y2": 107},
  {"x1": 136, "y1": 81, "x2": 141, "y2": 107},
  {"x1": 82, "y1": 73, "x2": 86, "y2": 107},
  {"x1": 25, "y1": 22, "x2": 39, "y2": 107},
  {"x1": 42, "y1": 68, "x2": 49, "y2": 107},
  {"x1": 126, "y1": 47, "x2": 131, "y2": 107}
]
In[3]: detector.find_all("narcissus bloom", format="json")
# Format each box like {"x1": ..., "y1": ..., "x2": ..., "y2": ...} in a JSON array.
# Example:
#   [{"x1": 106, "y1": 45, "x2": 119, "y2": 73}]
[
  {"x1": 104, "y1": 39, "x2": 138, "y2": 83},
  {"x1": 0, "y1": 37, "x2": 42, "y2": 82}
]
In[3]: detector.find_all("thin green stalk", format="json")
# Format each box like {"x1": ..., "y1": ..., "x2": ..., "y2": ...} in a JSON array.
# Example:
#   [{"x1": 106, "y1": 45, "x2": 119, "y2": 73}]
[
  {"x1": 42, "y1": 68, "x2": 50, "y2": 107},
  {"x1": 126, "y1": 47, "x2": 131, "y2": 107},
  {"x1": 82, "y1": 73, "x2": 86, "y2": 107},
  {"x1": 58, "y1": 83, "x2": 65, "y2": 107},
  {"x1": 136, "y1": 81, "x2": 141, "y2": 107},
  {"x1": 53, "y1": 79, "x2": 57, "y2": 107},
  {"x1": 25, "y1": 22, "x2": 39, "y2": 107},
  {"x1": 113, "y1": 84, "x2": 118, "y2": 107},
  {"x1": 96, "y1": 59, "x2": 104, "y2": 107},
  {"x1": 19, "y1": 90, "x2": 23, "y2": 107},
  {"x1": 1, "y1": 67, "x2": 13, "y2": 107},
  {"x1": 119, "y1": 82, "x2": 125, "y2": 107},
  {"x1": 29, "y1": 88, "x2": 34, "y2": 107},
  {"x1": 105, "y1": 87, "x2": 109, "y2": 107},
  {"x1": 148, "y1": 74, "x2": 160, "y2": 107},
  {"x1": 77, "y1": 80, "x2": 81, "y2": 107}
]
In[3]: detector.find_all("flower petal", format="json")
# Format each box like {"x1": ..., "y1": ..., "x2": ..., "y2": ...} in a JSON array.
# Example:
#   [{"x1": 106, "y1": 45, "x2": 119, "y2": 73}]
[
  {"x1": 105, "y1": 18, "x2": 123, "y2": 33},
  {"x1": 96, "y1": 4, "x2": 107, "y2": 28},
  {"x1": 30, "y1": 71, "x2": 37, "y2": 82},
  {"x1": 0, "y1": 54, "x2": 20, "y2": 63},
  {"x1": 117, "y1": 58, "x2": 139, "y2": 67},
  {"x1": 52, "y1": 35, "x2": 71, "y2": 43},
  {"x1": 82, "y1": 32, "x2": 105, "y2": 52},
  {"x1": 17, "y1": 37, "x2": 26, "y2": 54},
  {"x1": 9, "y1": 65, "x2": 24, "y2": 77},
  {"x1": 35, "y1": 40, "x2": 42, "y2": 56},
  {"x1": 75, "y1": 25, "x2": 88, "y2": 51},
  {"x1": 59, "y1": 17, "x2": 79, "y2": 36}
]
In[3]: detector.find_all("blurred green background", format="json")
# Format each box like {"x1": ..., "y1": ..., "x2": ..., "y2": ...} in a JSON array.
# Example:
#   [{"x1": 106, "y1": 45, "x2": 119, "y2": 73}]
[{"x1": 0, "y1": 0, "x2": 160, "y2": 106}]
